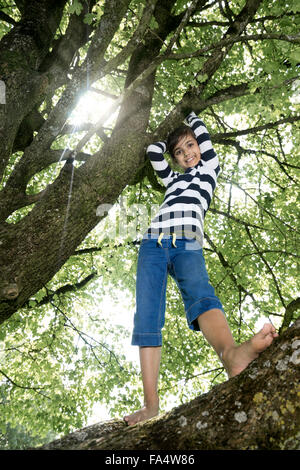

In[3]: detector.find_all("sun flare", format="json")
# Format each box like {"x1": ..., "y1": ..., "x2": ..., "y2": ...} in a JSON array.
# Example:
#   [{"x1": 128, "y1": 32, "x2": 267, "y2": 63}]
[{"x1": 70, "y1": 89, "x2": 116, "y2": 126}]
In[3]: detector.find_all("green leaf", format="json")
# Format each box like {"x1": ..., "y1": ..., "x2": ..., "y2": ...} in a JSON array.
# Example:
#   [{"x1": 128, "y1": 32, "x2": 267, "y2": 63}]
[
  {"x1": 289, "y1": 48, "x2": 300, "y2": 63},
  {"x1": 197, "y1": 73, "x2": 208, "y2": 83},
  {"x1": 84, "y1": 13, "x2": 94, "y2": 25},
  {"x1": 262, "y1": 61, "x2": 275, "y2": 74},
  {"x1": 69, "y1": 0, "x2": 83, "y2": 16}
]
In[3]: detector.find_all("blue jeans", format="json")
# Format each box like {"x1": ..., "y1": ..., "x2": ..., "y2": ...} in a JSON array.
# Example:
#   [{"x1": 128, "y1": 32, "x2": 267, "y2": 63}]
[{"x1": 131, "y1": 236, "x2": 224, "y2": 346}]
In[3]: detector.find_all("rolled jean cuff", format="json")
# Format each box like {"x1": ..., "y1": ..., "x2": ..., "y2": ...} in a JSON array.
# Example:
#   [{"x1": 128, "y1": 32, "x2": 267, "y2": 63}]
[
  {"x1": 131, "y1": 332, "x2": 162, "y2": 347},
  {"x1": 187, "y1": 297, "x2": 224, "y2": 331}
]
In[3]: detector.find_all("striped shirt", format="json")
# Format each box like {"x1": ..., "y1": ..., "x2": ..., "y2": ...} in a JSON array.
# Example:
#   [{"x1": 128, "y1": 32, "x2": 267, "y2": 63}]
[{"x1": 145, "y1": 112, "x2": 220, "y2": 244}]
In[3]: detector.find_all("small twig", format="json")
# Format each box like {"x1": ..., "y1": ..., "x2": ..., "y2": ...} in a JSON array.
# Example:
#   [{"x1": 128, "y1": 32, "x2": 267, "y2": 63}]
[{"x1": 0, "y1": 368, "x2": 51, "y2": 399}]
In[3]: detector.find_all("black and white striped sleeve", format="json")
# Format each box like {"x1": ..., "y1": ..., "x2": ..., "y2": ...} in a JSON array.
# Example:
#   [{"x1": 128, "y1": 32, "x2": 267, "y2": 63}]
[
  {"x1": 147, "y1": 141, "x2": 178, "y2": 187},
  {"x1": 186, "y1": 112, "x2": 220, "y2": 176}
]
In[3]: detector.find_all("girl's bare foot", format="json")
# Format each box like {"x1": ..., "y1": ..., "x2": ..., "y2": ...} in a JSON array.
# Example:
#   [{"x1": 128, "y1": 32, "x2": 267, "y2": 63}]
[
  {"x1": 123, "y1": 401, "x2": 159, "y2": 426},
  {"x1": 222, "y1": 323, "x2": 278, "y2": 378}
]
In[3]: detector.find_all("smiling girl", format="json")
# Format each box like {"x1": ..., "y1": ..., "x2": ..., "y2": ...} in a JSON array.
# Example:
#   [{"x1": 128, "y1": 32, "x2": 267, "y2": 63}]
[{"x1": 124, "y1": 112, "x2": 278, "y2": 426}]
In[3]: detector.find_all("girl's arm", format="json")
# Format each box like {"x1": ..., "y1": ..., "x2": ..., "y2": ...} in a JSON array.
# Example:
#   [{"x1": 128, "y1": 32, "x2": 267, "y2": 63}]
[
  {"x1": 147, "y1": 141, "x2": 178, "y2": 187},
  {"x1": 185, "y1": 111, "x2": 220, "y2": 175}
]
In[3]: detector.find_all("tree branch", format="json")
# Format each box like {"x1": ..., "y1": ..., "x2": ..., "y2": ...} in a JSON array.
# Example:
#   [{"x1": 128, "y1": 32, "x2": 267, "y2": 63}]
[
  {"x1": 204, "y1": 232, "x2": 265, "y2": 315},
  {"x1": 24, "y1": 272, "x2": 98, "y2": 308},
  {"x1": 2, "y1": 0, "x2": 158, "y2": 206},
  {"x1": 213, "y1": 115, "x2": 300, "y2": 140},
  {"x1": 0, "y1": 147, "x2": 92, "y2": 220},
  {"x1": 39, "y1": 0, "x2": 97, "y2": 92},
  {"x1": 49, "y1": 299, "x2": 125, "y2": 371},
  {"x1": 63, "y1": 2, "x2": 198, "y2": 156},
  {"x1": 154, "y1": 0, "x2": 265, "y2": 137},
  {"x1": 245, "y1": 226, "x2": 287, "y2": 309},
  {"x1": 168, "y1": 33, "x2": 300, "y2": 60},
  {"x1": 219, "y1": 176, "x2": 298, "y2": 233},
  {"x1": 279, "y1": 298, "x2": 300, "y2": 334},
  {"x1": 37, "y1": 319, "x2": 300, "y2": 450},
  {"x1": 0, "y1": 0, "x2": 133, "y2": 218},
  {"x1": 208, "y1": 207, "x2": 266, "y2": 230},
  {"x1": 13, "y1": 0, "x2": 26, "y2": 16},
  {"x1": 0, "y1": 0, "x2": 68, "y2": 180},
  {"x1": 0, "y1": 368, "x2": 51, "y2": 399},
  {"x1": 188, "y1": 11, "x2": 300, "y2": 29},
  {"x1": 0, "y1": 10, "x2": 17, "y2": 25}
]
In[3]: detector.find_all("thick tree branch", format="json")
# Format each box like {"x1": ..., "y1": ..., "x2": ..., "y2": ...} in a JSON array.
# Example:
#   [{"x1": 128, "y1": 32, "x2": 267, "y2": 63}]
[
  {"x1": 12, "y1": 108, "x2": 45, "y2": 153},
  {"x1": 0, "y1": 0, "x2": 131, "y2": 218},
  {"x1": 92, "y1": 0, "x2": 159, "y2": 84},
  {"x1": 13, "y1": 0, "x2": 25, "y2": 15},
  {"x1": 37, "y1": 320, "x2": 300, "y2": 450},
  {"x1": 21, "y1": 0, "x2": 130, "y2": 159},
  {"x1": 49, "y1": 1, "x2": 195, "y2": 159},
  {"x1": 0, "y1": 0, "x2": 68, "y2": 179},
  {"x1": 0, "y1": 0, "x2": 157, "y2": 211},
  {"x1": 0, "y1": 146, "x2": 93, "y2": 220},
  {"x1": 39, "y1": 0, "x2": 97, "y2": 92}
]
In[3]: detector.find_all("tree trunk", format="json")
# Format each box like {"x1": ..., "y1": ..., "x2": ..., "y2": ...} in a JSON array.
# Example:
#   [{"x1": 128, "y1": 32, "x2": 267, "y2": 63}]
[
  {"x1": 0, "y1": 0, "x2": 180, "y2": 324},
  {"x1": 0, "y1": 0, "x2": 267, "y2": 325},
  {"x1": 37, "y1": 319, "x2": 300, "y2": 450}
]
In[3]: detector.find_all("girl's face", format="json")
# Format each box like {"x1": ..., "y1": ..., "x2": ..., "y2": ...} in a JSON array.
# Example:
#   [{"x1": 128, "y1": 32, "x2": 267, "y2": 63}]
[{"x1": 173, "y1": 134, "x2": 201, "y2": 170}]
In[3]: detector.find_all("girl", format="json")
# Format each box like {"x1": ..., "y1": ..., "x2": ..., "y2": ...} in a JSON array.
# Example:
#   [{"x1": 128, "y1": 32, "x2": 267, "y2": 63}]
[{"x1": 124, "y1": 112, "x2": 278, "y2": 426}]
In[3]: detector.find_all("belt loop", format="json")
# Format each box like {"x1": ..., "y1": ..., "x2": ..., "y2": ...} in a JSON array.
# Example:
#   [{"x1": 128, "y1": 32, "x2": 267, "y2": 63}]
[
  {"x1": 157, "y1": 232, "x2": 164, "y2": 247},
  {"x1": 172, "y1": 233, "x2": 177, "y2": 248}
]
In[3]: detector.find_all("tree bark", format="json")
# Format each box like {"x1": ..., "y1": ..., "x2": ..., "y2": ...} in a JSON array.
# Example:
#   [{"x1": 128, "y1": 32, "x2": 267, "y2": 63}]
[
  {"x1": 0, "y1": 0, "x2": 68, "y2": 176},
  {"x1": 37, "y1": 320, "x2": 300, "y2": 451},
  {"x1": 0, "y1": 0, "x2": 180, "y2": 323}
]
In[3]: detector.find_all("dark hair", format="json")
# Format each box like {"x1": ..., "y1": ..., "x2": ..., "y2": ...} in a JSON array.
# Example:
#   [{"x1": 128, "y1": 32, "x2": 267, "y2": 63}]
[{"x1": 167, "y1": 125, "x2": 196, "y2": 159}]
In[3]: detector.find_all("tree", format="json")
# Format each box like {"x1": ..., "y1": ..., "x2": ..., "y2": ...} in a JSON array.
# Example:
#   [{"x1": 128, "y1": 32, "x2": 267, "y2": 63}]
[
  {"x1": 38, "y1": 319, "x2": 300, "y2": 450},
  {"x1": 0, "y1": 0, "x2": 299, "y2": 440}
]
